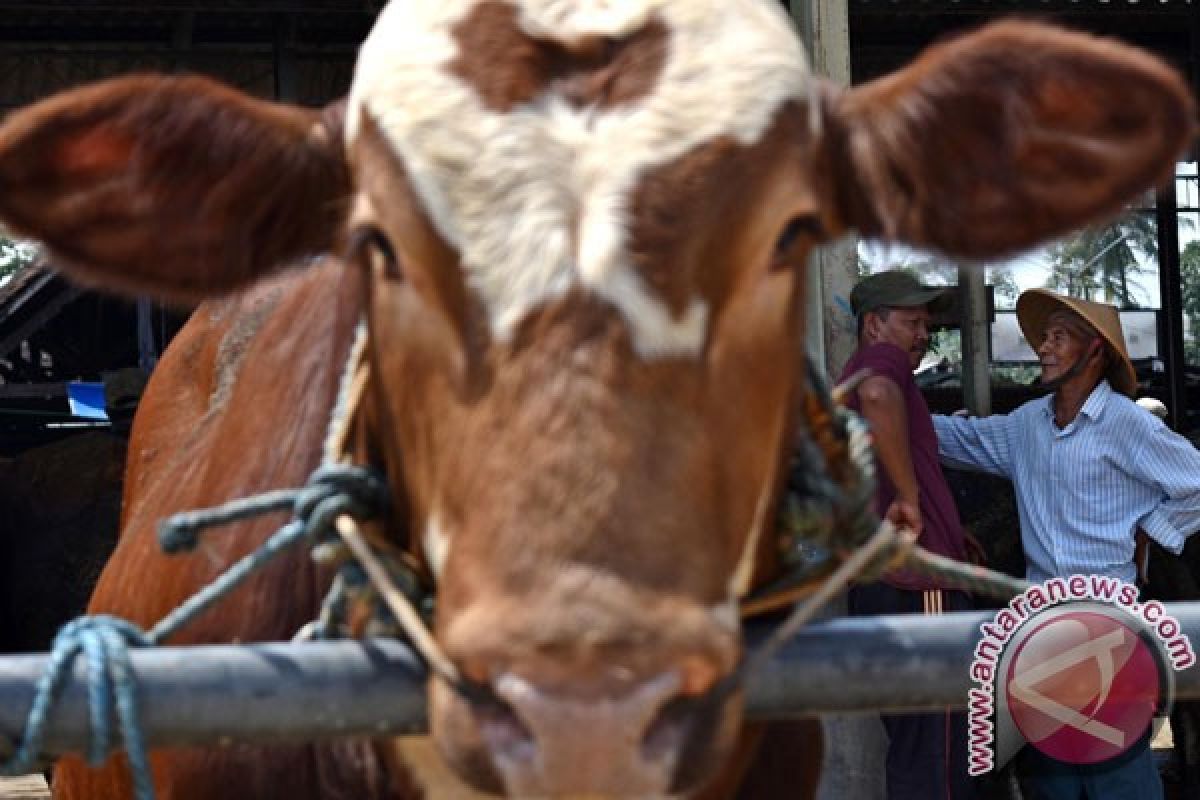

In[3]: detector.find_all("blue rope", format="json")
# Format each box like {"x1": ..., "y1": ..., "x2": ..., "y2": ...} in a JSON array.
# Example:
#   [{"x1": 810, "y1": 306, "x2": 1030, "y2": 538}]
[
  {"x1": 1, "y1": 464, "x2": 389, "y2": 795},
  {"x1": 157, "y1": 465, "x2": 386, "y2": 555},
  {"x1": 156, "y1": 490, "x2": 297, "y2": 554},
  {"x1": 1, "y1": 616, "x2": 155, "y2": 800},
  {"x1": 150, "y1": 464, "x2": 388, "y2": 644},
  {"x1": 149, "y1": 520, "x2": 312, "y2": 645},
  {"x1": 303, "y1": 553, "x2": 432, "y2": 642}
]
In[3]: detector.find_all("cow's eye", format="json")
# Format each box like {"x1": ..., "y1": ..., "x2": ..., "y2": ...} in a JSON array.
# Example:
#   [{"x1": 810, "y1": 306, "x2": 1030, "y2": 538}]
[
  {"x1": 347, "y1": 225, "x2": 402, "y2": 281},
  {"x1": 771, "y1": 214, "x2": 825, "y2": 269}
]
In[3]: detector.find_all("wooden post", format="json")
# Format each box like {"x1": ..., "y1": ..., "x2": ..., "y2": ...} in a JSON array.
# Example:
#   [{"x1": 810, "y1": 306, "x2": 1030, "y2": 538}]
[
  {"x1": 959, "y1": 265, "x2": 992, "y2": 417},
  {"x1": 791, "y1": 0, "x2": 858, "y2": 380}
]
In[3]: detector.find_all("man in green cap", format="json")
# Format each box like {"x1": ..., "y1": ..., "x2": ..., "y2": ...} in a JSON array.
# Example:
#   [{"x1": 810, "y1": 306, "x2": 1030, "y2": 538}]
[{"x1": 839, "y1": 269, "x2": 977, "y2": 800}]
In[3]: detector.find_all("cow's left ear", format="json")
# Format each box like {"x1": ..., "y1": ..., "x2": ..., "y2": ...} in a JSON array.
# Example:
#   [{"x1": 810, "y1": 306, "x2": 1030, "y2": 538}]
[
  {"x1": 821, "y1": 20, "x2": 1196, "y2": 259},
  {"x1": 0, "y1": 74, "x2": 350, "y2": 300}
]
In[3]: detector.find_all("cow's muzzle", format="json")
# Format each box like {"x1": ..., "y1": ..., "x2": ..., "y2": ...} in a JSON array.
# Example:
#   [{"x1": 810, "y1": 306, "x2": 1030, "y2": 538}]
[{"x1": 431, "y1": 663, "x2": 742, "y2": 797}]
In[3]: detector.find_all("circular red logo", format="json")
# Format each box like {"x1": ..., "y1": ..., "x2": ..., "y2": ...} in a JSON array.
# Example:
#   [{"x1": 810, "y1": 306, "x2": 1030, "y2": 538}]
[{"x1": 1004, "y1": 610, "x2": 1160, "y2": 764}]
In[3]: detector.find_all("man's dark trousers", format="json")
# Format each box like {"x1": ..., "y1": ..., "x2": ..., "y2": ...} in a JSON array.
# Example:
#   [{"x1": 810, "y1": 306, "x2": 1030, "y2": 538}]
[{"x1": 848, "y1": 581, "x2": 976, "y2": 800}]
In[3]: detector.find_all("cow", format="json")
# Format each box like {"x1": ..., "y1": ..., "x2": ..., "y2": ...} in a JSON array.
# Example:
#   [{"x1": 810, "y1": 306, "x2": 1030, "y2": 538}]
[{"x1": 0, "y1": 1, "x2": 1193, "y2": 797}]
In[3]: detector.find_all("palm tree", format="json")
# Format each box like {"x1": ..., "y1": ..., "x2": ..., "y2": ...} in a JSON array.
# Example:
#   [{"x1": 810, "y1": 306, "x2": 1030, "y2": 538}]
[
  {"x1": 1180, "y1": 240, "x2": 1200, "y2": 364},
  {"x1": 1043, "y1": 212, "x2": 1159, "y2": 306}
]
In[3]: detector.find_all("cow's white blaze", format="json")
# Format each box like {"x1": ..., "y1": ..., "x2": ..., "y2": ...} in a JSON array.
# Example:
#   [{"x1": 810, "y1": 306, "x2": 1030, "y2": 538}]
[{"x1": 347, "y1": 0, "x2": 810, "y2": 359}]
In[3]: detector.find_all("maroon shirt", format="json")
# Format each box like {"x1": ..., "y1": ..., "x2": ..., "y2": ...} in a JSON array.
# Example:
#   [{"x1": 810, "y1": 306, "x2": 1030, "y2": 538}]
[{"x1": 839, "y1": 343, "x2": 969, "y2": 590}]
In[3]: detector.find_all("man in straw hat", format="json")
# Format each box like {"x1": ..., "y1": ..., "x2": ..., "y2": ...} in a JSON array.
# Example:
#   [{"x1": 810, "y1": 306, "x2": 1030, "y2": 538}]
[
  {"x1": 934, "y1": 288, "x2": 1200, "y2": 798},
  {"x1": 840, "y1": 270, "x2": 978, "y2": 800}
]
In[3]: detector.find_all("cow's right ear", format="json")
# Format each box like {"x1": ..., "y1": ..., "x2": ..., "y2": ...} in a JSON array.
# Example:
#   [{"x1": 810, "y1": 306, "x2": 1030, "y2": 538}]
[
  {"x1": 818, "y1": 20, "x2": 1195, "y2": 261},
  {"x1": 0, "y1": 74, "x2": 351, "y2": 300}
]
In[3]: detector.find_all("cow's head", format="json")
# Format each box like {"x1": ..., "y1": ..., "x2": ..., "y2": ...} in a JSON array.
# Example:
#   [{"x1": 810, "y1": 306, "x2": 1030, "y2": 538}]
[{"x1": 0, "y1": 2, "x2": 1192, "y2": 795}]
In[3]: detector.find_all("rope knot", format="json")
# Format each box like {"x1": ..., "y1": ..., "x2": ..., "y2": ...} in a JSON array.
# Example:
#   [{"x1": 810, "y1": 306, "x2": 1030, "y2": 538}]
[
  {"x1": 295, "y1": 464, "x2": 388, "y2": 520},
  {"x1": 2, "y1": 616, "x2": 155, "y2": 799},
  {"x1": 293, "y1": 464, "x2": 389, "y2": 541}
]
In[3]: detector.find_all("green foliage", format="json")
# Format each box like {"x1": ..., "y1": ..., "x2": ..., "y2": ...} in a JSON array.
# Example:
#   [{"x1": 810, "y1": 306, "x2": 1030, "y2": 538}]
[
  {"x1": 1181, "y1": 240, "x2": 1200, "y2": 364},
  {"x1": 1042, "y1": 212, "x2": 1158, "y2": 306},
  {"x1": 989, "y1": 267, "x2": 1020, "y2": 309},
  {"x1": 922, "y1": 328, "x2": 1040, "y2": 387},
  {"x1": 0, "y1": 233, "x2": 38, "y2": 280},
  {"x1": 928, "y1": 327, "x2": 959, "y2": 360}
]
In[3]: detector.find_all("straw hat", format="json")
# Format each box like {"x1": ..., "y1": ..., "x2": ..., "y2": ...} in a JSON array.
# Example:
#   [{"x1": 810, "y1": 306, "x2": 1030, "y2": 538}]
[{"x1": 1015, "y1": 289, "x2": 1137, "y2": 398}]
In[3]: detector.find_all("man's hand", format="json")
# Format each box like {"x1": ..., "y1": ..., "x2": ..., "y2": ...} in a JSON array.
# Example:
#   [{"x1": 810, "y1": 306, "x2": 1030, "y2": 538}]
[
  {"x1": 885, "y1": 498, "x2": 923, "y2": 537},
  {"x1": 963, "y1": 529, "x2": 988, "y2": 566}
]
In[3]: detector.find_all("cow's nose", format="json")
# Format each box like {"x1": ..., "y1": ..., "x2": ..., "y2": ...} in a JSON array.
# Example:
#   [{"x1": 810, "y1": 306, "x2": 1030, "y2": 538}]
[{"x1": 473, "y1": 669, "x2": 709, "y2": 797}]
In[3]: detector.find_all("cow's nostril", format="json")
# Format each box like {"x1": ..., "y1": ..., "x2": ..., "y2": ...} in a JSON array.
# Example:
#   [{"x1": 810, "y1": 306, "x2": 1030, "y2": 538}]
[
  {"x1": 651, "y1": 678, "x2": 739, "y2": 794},
  {"x1": 475, "y1": 696, "x2": 536, "y2": 767},
  {"x1": 641, "y1": 694, "x2": 695, "y2": 763}
]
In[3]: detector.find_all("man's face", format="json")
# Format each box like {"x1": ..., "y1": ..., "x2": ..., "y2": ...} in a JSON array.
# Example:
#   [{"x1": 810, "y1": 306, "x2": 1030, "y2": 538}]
[
  {"x1": 870, "y1": 306, "x2": 932, "y2": 369},
  {"x1": 1036, "y1": 317, "x2": 1092, "y2": 384}
]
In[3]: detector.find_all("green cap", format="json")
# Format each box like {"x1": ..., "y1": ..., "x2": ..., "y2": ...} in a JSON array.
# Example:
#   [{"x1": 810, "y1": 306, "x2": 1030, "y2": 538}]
[{"x1": 850, "y1": 270, "x2": 953, "y2": 317}]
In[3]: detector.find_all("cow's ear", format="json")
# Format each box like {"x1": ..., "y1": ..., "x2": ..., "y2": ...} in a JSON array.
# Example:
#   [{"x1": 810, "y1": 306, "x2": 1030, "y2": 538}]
[
  {"x1": 822, "y1": 21, "x2": 1195, "y2": 259},
  {"x1": 0, "y1": 74, "x2": 350, "y2": 300}
]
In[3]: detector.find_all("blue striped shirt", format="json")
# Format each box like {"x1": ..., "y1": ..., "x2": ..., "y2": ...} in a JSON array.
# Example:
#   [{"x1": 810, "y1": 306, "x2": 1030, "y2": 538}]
[{"x1": 933, "y1": 381, "x2": 1200, "y2": 584}]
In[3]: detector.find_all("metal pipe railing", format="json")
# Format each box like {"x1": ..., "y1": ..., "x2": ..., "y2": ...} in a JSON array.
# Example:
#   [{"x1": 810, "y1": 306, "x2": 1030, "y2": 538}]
[{"x1": 2, "y1": 606, "x2": 1198, "y2": 758}]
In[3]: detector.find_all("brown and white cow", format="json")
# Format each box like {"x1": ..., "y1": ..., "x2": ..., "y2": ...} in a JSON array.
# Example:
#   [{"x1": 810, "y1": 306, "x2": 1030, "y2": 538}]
[{"x1": 0, "y1": 1, "x2": 1193, "y2": 797}]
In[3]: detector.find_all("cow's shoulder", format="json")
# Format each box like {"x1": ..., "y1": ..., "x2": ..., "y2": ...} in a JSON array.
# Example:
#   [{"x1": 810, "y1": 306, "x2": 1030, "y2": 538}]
[{"x1": 94, "y1": 258, "x2": 363, "y2": 632}]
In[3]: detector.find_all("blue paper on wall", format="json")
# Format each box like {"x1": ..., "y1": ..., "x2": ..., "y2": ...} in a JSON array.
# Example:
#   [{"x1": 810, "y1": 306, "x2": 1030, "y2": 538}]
[{"x1": 66, "y1": 381, "x2": 108, "y2": 420}]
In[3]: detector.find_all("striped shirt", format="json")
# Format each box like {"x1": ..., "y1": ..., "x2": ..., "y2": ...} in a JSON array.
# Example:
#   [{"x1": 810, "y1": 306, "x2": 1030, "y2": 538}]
[{"x1": 933, "y1": 380, "x2": 1200, "y2": 584}]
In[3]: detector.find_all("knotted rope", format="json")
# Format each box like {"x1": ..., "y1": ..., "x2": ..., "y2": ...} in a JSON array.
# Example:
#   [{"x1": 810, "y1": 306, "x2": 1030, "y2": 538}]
[
  {"x1": 3, "y1": 338, "x2": 1033, "y2": 792},
  {"x1": 746, "y1": 360, "x2": 1030, "y2": 669},
  {"x1": 152, "y1": 464, "x2": 389, "y2": 644},
  {"x1": 794, "y1": 360, "x2": 1028, "y2": 597},
  {"x1": 1, "y1": 617, "x2": 153, "y2": 800},
  {"x1": 0, "y1": 463, "x2": 389, "y2": 800},
  {"x1": 1, "y1": 318, "x2": 458, "y2": 794}
]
